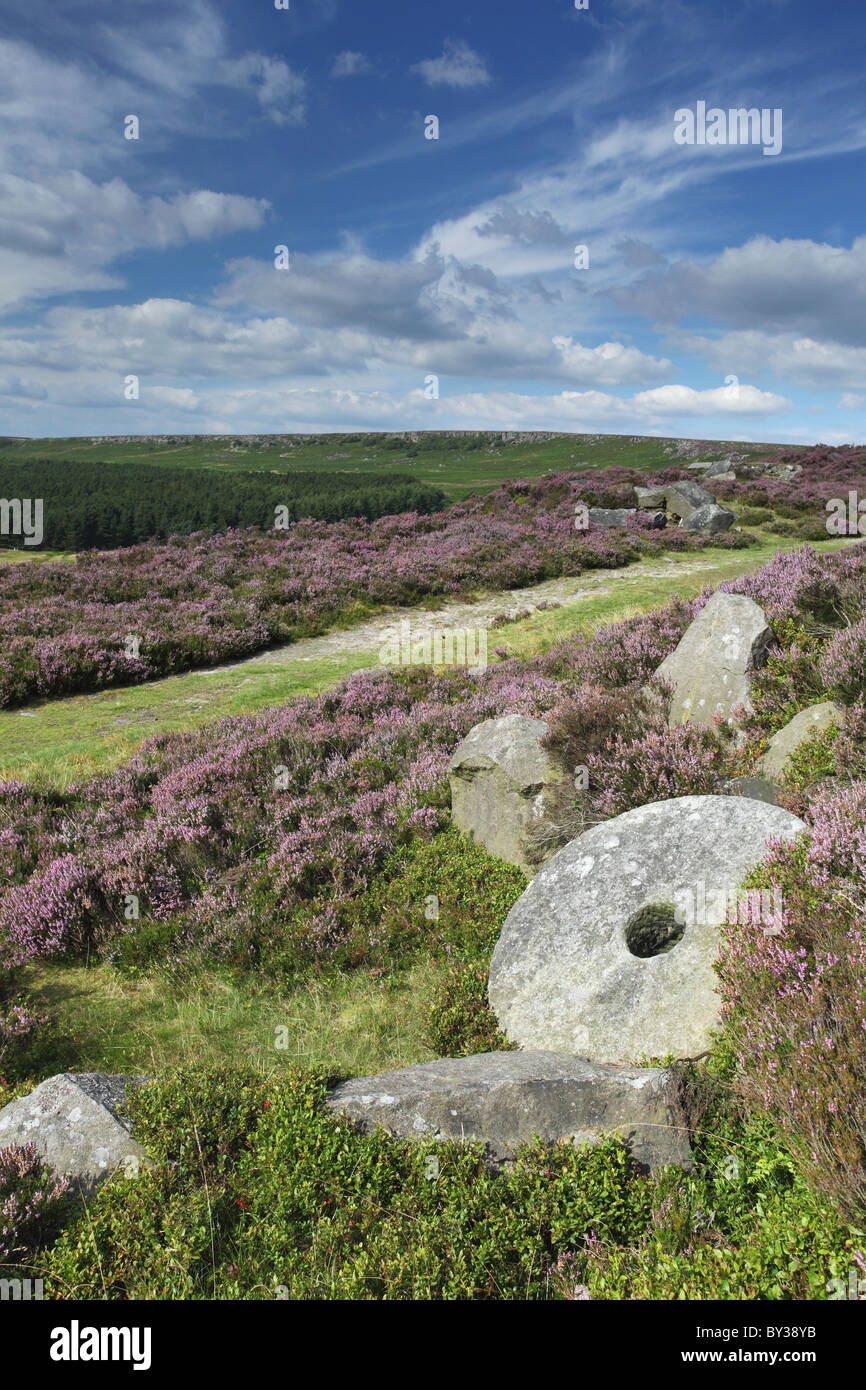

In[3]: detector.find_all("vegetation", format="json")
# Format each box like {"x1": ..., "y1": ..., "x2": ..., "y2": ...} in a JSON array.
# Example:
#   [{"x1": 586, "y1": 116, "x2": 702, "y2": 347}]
[
  {"x1": 0, "y1": 429, "x2": 778, "y2": 501},
  {"x1": 1, "y1": 442, "x2": 865, "y2": 1301},
  {"x1": 0, "y1": 458, "x2": 447, "y2": 552}
]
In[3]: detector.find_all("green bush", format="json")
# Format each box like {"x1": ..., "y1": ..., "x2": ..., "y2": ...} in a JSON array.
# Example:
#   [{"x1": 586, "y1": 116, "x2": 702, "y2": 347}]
[
  {"x1": 42, "y1": 1062, "x2": 862, "y2": 1300},
  {"x1": 421, "y1": 959, "x2": 515, "y2": 1057}
]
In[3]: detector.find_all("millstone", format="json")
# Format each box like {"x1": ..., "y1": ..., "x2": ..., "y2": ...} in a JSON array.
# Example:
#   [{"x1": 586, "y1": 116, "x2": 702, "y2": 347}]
[{"x1": 487, "y1": 795, "x2": 807, "y2": 1063}]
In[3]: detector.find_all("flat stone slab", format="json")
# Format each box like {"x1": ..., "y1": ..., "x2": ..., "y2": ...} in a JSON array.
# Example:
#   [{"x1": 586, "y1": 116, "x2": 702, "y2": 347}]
[
  {"x1": 723, "y1": 775, "x2": 779, "y2": 805},
  {"x1": 634, "y1": 486, "x2": 667, "y2": 508},
  {"x1": 589, "y1": 508, "x2": 637, "y2": 528},
  {"x1": 0, "y1": 1074, "x2": 151, "y2": 1192},
  {"x1": 488, "y1": 795, "x2": 807, "y2": 1064},
  {"x1": 758, "y1": 701, "x2": 844, "y2": 781},
  {"x1": 326, "y1": 1051, "x2": 692, "y2": 1173},
  {"x1": 655, "y1": 590, "x2": 775, "y2": 728}
]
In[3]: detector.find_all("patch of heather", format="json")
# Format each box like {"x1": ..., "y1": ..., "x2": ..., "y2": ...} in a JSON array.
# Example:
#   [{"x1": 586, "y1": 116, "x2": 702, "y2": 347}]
[
  {"x1": 819, "y1": 619, "x2": 866, "y2": 703},
  {"x1": 0, "y1": 1143, "x2": 71, "y2": 1266},
  {"x1": 0, "y1": 473, "x2": 740, "y2": 709},
  {"x1": 718, "y1": 785, "x2": 866, "y2": 1219},
  {"x1": 2, "y1": 541, "x2": 860, "y2": 979},
  {"x1": 0, "y1": 996, "x2": 47, "y2": 1073},
  {"x1": 717, "y1": 445, "x2": 866, "y2": 527}
]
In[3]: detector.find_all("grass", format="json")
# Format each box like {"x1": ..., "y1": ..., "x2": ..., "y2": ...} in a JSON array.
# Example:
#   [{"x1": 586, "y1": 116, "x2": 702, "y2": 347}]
[
  {"x1": 0, "y1": 550, "x2": 71, "y2": 566},
  {"x1": 496, "y1": 533, "x2": 855, "y2": 660},
  {"x1": 0, "y1": 648, "x2": 374, "y2": 785},
  {"x1": 14, "y1": 958, "x2": 438, "y2": 1088},
  {"x1": 0, "y1": 430, "x2": 780, "y2": 501},
  {"x1": 5, "y1": 529, "x2": 854, "y2": 1094}
]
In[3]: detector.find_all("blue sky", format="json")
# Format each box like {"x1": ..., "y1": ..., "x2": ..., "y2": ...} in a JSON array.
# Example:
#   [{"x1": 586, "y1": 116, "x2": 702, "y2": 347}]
[{"x1": 1, "y1": 0, "x2": 866, "y2": 443}]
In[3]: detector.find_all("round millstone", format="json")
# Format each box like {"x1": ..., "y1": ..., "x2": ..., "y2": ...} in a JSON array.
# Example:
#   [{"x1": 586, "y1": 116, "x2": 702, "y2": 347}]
[{"x1": 487, "y1": 794, "x2": 808, "y2": 1063}]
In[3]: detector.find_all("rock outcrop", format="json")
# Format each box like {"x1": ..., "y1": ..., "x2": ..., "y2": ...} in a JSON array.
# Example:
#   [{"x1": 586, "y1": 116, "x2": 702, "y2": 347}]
[
  {"x1": 661, "y1": 479, "x2": 717, "y2": 520},
  {"x1": 448, "y1": 714, "x2": 563, "y2": 875},
  {"x1": 654, "y1": 591, "x2": 776, "y2": 729},
  {"x1": 679, "y1": 503, "x2": 736, "y2": 534},
  {"x1": 327, "y1": 1050, "x2": 692, "y2": 1173},
  {"x1": 0, "y1": 1074, "x2": 151, "y2": 1192},
  {"x1": 757, "y1": 701, "x2": 844, "y2": 782}
]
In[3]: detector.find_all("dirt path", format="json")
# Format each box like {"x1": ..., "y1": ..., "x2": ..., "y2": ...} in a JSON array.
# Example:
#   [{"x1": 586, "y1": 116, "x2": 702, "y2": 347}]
[{"x1": 202, "y1": 553, "x2": 721, "y2": 676}]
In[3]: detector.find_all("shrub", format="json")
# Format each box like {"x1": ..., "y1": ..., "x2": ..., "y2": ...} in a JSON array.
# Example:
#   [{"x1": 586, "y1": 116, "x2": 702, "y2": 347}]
[
  {"x1": 0, "y1": 995, "x2": 48, "y2": 1080},
  {"x1": 819, "y1": 618, "x2": 866, "y2": 703},
  {"x1": 0, "y1": 1144, "x2": 71, "y2": 1268},
  {"x1": 421, "y1": 959, "x2": 514, "y2": 1057}
]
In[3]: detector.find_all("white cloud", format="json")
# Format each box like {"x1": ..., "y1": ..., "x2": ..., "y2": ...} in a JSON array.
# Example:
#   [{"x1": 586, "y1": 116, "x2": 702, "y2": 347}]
[
  {"x1": 0, "y1": 293, "x2": 674, "y2": 398},
  {"x1": 220, "y1": 54, "x2": 306, "y2": 127},
  {"x1": 331, "y1": 51, "x2": 373, "y2": 78},
  {"x1": 668, "y1": 327, "x2": 866, "y2": 392},
  {"x1": 411, "y1": 40, "x2": 491, "y2": 89},
  {"x1": 613, "y1": 236, "x2": 866, "y2": 347},
  {"x1": 0, "y1": 175, "x2": 269, "y2": 313}
]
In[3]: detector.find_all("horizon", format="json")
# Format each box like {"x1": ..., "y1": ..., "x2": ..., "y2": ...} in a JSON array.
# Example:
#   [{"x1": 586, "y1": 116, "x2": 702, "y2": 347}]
[{"x1": 2, "y1": 0, "x2": 865, "y2": 443}]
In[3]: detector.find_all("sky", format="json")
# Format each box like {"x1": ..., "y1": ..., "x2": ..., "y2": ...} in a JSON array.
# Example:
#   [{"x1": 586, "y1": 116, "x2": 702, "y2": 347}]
[{"x1": 1, "y1": 0, "x2": 865, "y2": 444}]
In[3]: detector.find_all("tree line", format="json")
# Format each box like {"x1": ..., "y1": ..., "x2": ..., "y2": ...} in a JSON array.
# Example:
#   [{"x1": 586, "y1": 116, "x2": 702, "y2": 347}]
[{"x1": 0, "y1": 458, "x2": 447, "y2": 551}]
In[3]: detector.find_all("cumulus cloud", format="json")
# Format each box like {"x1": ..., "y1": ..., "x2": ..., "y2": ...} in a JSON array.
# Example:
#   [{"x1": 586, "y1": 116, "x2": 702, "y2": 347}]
[
  {"x1": 668, "y1": 327, "x2": 866, "y2": 392},
  {"x1": 613, "y1": 236, "x2": 866, "y2": 347},
  {"x1": 0, "y1": 292, "x2": 674, "y2": 398},
  {"x1": 0, "y1": 174, "x2": 269, "y2": 312},
  {"x1": 0, "y1": 375, "x2": 792, "y2": 439},
  {"x1": 411, "y1": 40, "x2": 491, "y2": 89},
  {"x1": 477, "y1": 206, "x2": 571, "y2": 249}
]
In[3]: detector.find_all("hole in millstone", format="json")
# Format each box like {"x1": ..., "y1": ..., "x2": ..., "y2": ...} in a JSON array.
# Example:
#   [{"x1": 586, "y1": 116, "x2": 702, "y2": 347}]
[{"x1": 624, "y1": 902, "x2": 685, "y2": 958}]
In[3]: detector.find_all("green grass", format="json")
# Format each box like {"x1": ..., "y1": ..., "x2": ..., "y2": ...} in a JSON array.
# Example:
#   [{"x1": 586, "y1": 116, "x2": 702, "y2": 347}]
[
  {"x1": 0, "y1": 550, "x2": 71, "y2": 566},
  {"x1": 0, "y1": 430, "x2": 781, "y2": 501},
  {"x1": 0, "y1": 648, "x2": 373, "y2": 785},
  {"x1": 495, "y1": 533, "x2": 855, "y2": 661},
  {"x1": 15, "y1": 959, "x2": 438, "y2": 1084}
]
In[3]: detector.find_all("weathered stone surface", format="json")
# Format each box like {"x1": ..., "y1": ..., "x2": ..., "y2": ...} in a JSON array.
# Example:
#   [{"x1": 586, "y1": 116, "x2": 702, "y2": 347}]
[
  {"x1": 655, "y1": 591, "x2": 776, "y2": 728},
  {"x1": 705, "y1": 460, "x2": 736, "y2": 479},
  {"x1": 722, "y1": 775, "x2": 779, "y2": 805},
  {"x1": 488, "y1": 795, "x2": 807, "y2": 1064},
  {"x1": 589, "y1": 507, "x2": 637, "y2": 528},
  {"x1": 687, "y1": 459, "x2": 732, "y2": 478},
  {"x1": 0, "y1": 1074, "x2": 151, "y2": 1192},
  {"x1": 634, "y1": 486, "x2": 667, "y2": 508},
  {"x1": 662, "y1": 479, "x2": 716, "y2": 520},
  {"x1": 326, "y1": 1050, "x2": 692, "y2": 1173},
  {"x1": 757, "y1": 701, "x2": 844, "y2": 782},
  {"x1": 679, "y1": 503, "x2": 736, "y2": 534},
  {"x1": 448, "y1": 714, "x2": 563, "y2": 875}
]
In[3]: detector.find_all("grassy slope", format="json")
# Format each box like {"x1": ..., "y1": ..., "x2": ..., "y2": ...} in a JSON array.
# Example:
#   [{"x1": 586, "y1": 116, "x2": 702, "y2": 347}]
[{"x1": 0, "y1": 430, "x2": 780, "y2": 501}]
